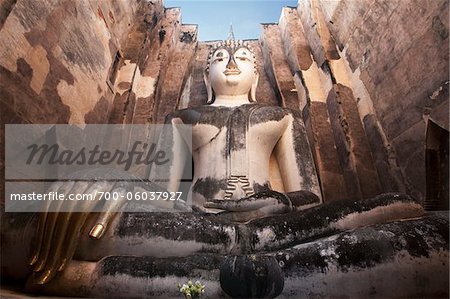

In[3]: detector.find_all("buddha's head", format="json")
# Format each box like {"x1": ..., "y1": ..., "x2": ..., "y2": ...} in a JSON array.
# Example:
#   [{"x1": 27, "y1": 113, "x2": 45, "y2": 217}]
[{"x1": 204, "y1": 40, "x2": 259, "y2": 104}]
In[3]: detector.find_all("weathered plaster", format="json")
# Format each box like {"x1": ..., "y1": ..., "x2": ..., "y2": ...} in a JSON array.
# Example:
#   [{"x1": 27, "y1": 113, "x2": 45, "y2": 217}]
[
  {"x1": 302, "y1": 58, "x2": 332, "y2": 103},
  {"x1": 132, "y1": 67, "x2": 156, "y2": 99},
  {"x1": 25, "y1": 45, "x2": 49, "y2": 94}
]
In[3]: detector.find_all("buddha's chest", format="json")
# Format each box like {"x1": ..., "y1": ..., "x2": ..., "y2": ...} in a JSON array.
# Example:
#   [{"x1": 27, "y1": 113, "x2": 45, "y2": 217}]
[{"x1": 187, "y1": 105, "x2": 289, "y2": 152}]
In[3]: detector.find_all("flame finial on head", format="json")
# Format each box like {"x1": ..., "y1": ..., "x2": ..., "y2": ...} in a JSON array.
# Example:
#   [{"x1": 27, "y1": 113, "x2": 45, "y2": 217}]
[{"x1": 227, "y1": 23, "x2": 235, "y2": 41}]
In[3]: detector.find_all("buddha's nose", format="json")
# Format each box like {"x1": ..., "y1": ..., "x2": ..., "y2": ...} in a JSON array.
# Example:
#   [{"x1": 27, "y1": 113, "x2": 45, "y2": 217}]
[{"x1": 226, "y1": 55, "x2": 239, "y2": 71}]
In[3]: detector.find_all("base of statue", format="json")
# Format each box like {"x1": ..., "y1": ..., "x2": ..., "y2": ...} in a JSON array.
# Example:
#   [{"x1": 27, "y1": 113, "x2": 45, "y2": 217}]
[{"x1": 18, "y1": 206, "x2": 448, "y2": 298}]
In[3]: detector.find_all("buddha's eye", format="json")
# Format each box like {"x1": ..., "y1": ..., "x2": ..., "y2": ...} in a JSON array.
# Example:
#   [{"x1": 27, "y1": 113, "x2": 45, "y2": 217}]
[
  {"x1": 234, "y1": 48, "x2": 252, "y2": 61},
  {"x1": 237, "y1": 56, "x2": 249, "y2": 61},
  {"x1": 214, "y1": 51, "x2": 227, "y2": 62}
]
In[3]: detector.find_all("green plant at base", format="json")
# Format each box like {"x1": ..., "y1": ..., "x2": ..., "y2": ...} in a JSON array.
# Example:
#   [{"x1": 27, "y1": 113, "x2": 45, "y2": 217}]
[{"x1": 178, "y1": 280, "x2": 205, "y2": 299}]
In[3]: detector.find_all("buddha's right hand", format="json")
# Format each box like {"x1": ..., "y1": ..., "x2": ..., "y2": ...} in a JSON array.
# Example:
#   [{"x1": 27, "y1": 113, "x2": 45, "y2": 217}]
[
  {"x1": 204, "y1": 190, "x2": 293, "y2": 222},
  {"x1": 28, "y1": 169, "x2": 139, "y2": 285},
  {"x1": 205, "y1": 190, "x2": 321, "y2": 222}
]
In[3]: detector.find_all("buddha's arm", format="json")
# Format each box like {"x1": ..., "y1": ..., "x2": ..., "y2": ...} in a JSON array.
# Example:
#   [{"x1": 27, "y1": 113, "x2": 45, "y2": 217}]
[
  {"x1": 274, "y1": 111, "x2": 322, "y2": 199},
  {"x1": 148, "y1": 114, "x2": 190, "y2": 197}
]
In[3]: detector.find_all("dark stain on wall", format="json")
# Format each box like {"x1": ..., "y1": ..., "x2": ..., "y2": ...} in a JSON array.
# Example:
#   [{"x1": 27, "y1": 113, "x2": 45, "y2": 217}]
[
  {"x1": 84, "y1": 97, "x2": 111, "y2": 124},
  {"x1": 0, "y1": 0, "x2": 17, "y2": 31}
]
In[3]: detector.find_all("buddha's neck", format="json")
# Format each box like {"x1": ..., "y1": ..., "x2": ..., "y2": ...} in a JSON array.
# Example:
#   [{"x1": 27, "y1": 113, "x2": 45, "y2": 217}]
[{"x1": 212, "y1": 95, "x2": 251, "y2": 107}]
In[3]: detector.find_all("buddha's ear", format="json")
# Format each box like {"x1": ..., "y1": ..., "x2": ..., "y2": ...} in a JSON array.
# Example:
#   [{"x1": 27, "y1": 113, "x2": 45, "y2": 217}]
[
  {"x1": 204, "y1": 72, "x2": 214, "y2": 104},
  {"x1": 249, "y1": 73, "x2": 259, "y2": 102}
]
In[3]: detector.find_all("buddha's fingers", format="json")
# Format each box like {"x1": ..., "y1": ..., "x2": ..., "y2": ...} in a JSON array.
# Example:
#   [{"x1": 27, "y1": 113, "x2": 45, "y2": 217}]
[
  {"x1": 205, "y1": 193, "x2": 292, "y2": 212},
  {"x1": 29, "y1": 182, "x2": 64, "y2": 266},
  {"x1": 32, "y1": 181, "x2": 75, "y2": 272},
  {"x1": 58, "y1": 181, "x2": 112, "y2": 271},
  {"x1": 33, "y1": 213, "x2": 73, "y2": 284},
  {"x1": 204, "y1": 197, "x2": 276, "y2": 211},
  {"x1": 204, "y1": 198, "x2": 275, "y2": 211},
  {"x1": 219, "y1": 204, "x2": 291, "y2": 222},
  {"x1": 33, "y1": 181, "x2": 90, "y2": 285},
  {"x1": 89, "y1": 184, "x2": 128, "y2": 240}
]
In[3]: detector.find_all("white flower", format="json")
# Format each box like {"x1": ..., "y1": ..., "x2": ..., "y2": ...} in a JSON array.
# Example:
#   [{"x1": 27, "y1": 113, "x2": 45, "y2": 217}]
[{"x1": 178, "y1": 280, "x2": 205, "y2": 297}]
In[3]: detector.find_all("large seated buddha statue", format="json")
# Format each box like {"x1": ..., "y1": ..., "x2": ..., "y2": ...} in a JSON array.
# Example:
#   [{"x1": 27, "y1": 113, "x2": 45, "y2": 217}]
[{"x1": 1, "y1": 38, "x2": 448, "y2": 298}]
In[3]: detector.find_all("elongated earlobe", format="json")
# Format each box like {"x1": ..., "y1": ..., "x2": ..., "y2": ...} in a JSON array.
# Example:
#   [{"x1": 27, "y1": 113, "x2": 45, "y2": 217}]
[
  {"x1": 249, "y1": 73, "x2": 259, "y2": 102},
  {"x1": 204, "y1": 72, "x2": 214, "y2": 104}
]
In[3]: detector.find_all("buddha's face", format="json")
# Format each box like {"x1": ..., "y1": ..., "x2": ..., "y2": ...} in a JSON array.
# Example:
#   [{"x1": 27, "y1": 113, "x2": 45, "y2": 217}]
[{"x1": 208, "y1": 46, "x2": 257, "y2": 97}]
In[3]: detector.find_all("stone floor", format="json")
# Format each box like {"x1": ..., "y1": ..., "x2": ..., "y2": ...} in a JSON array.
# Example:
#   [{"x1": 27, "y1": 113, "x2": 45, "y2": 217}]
[{"x1": 0, "y1": 285, "x2": 60, "y2": 299}]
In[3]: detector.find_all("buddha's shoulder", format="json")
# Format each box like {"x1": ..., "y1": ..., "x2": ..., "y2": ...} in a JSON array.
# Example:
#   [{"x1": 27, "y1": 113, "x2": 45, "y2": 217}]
[
  {"x1": 250, "y1": 103, "x2": 294, "y2": 113},
  {"x1": 168, "y1": 105, "x2": 220, "y2": 115},
  {"x1": 166, "y1": 103, "x2": 302, "y2": 123},
  {"x1": 250, "y1": 104, "x2": 301, "y2": 121},
  {"x1": 165, "y1": 106, "x2": 221, "y2": 124}
]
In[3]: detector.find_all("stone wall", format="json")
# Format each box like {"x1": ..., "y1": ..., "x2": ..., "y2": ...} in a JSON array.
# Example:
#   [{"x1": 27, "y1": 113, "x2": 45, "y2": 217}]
[
  {"x1": 0, "y1": 0, "x2": 163, "y2": 206},
  {"x1": 0, "y1": 0, "x2": 157, "y2": 125},
  {"x1": 1, "y1": 0, "x2": 448, "y2": 203},
  {"x1": 317, "y1": 0, "x2": 449, "y2": 201}
]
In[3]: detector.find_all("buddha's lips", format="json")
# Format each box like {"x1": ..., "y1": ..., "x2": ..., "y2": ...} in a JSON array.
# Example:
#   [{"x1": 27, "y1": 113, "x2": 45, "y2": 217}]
[{"x1": 224, "y1": 69, "x2": 241, "y2": 75}]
